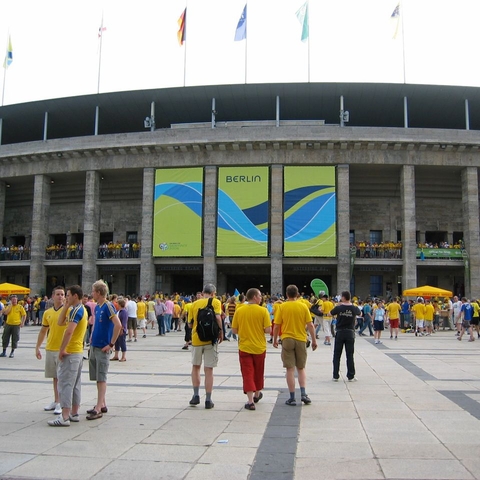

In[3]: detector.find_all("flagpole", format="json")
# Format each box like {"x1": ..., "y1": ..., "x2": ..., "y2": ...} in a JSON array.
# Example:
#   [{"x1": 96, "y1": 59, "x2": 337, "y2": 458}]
[
  {"x1": 183, "y1": 2, "x2": 188, "y2": 87},
  {"x1": 2, "y1": 33, "x2": 9, "y2": 106},
  {"x1": 244, "y1": 5, "x2": 248, "y2": 84},
  {"x1": 400, "y1": 0, "x2": 406, "y2": 84},
  {"x1": 97, "y1": 13, "x2": 104, "y2": 94}
]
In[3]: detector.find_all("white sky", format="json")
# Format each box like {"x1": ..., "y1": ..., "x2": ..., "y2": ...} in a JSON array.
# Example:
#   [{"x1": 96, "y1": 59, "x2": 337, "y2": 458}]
[{"x1": 0, "y1": 0, "x2": 478, "y2": 106}]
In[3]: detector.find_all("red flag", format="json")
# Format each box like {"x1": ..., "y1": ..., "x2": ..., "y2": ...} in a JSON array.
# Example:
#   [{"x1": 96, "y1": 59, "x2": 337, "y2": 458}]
[{"x1": 177, "y1": 8, "x2": 186, "y2": 46}]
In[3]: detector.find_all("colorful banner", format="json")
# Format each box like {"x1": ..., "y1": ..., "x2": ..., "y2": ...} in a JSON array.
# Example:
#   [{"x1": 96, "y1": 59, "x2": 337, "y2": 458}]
[
  {"x1": 284, "y1": 166, "x2": 336, "y2": 257},
  {"x1": 217, "y1": 166, "x2": 269, "y2": 257},
  {"x1": 153, "y1": 168, "x2": 203, "y2": 257},
  {"x1": 416, "y1": 248, "x2": 463, "y2": 259}
]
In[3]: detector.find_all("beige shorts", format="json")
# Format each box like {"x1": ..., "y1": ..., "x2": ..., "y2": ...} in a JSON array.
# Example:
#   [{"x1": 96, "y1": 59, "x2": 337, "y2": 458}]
[
  {"x1": 191, "y1": 344, "x2": 218, "y2": 368},
  {"x1": 147, "y1": 312, "x2": 156, "y2": 322},
  {"x1": 281, "y1": 337, "x2": 307, "y2": 369},
  {"x1": 137, "y1": 319, "x2": 147, "y2": 329},
  {"x1": 45, "y1": 349, "x2": 59, "y2": 378}
]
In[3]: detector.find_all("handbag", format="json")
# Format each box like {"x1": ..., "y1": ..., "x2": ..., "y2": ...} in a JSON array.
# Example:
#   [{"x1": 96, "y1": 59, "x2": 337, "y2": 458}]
[{"x1": 310, "y1": 304, "x2": 323, "y2": 317}]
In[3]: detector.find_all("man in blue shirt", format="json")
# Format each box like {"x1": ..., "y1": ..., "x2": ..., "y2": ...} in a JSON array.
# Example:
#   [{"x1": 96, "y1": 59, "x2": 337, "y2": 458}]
[
  {"x1": 458, "y1": 297, "x2": 474, "y2": 342},
  {"x1": 400, "y1": 298, "x2": 411, "y2": 329},
  {"x1": 87, "y1": 280, "x2": 121, "y2": 420}
]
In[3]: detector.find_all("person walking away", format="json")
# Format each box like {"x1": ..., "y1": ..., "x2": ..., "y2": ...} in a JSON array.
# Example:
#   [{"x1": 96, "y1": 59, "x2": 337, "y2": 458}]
[
  {"x1": 1, "y1": 295, "x2": 26, "y2": 358},
  {"x1": 424, "y1": 299, "x2": 435, "y2": 336},
  {"x1": 146, "y1": 297, "x2": 156, "y2": 330},
  {"x1": 164, "y1": 296, "x2": 174, "y2": 333},
  {"x1": 231, "y1": 288, "x2": 271, "y2": 410},
  {"x1": 458, "y1": 297, "x2": 474, "y2": 342},
  {"x1": 225, "y1": 296, "x2": 237, "y2": 341},
  {"x1": 136, "y1": 296, "x2": 147, "y2": 338},
  {"x1": 35, "y1": 286, "x2": 66, "y2": 415},
  {"x1": 87, "y1": 280, "x2": 122, "y2": 420},
  {"x1": 111, "y1": 297, "x2": 128, "y2": 361},
  {"x1": 359, "y1": 299, "x2": 373, "y2": 336},
  {"x1": 181, "y1": 299, "x2": 192, "y2": 350},
  {"x1": 330, "y1": 291, "x2": 361, "y2": 381},
  {"x1": 273, "y1": 284, "x2": 317, "y2": 406},
  {"x1": 154, "y1": 298, "x2": 167, "y2": 336},
  {"x1": 412, "y1": 297, "x2": 426, "y2": 336},
  {"x1": 126, "y1": 295, "x2": 138, "y2": 342},
  {"x1": 321, "y1": 294, "x2": 335, "y2": 346},
  {"x1": 188, "y1": 284, "x2": 223, "y2": 409},
  {"x1": 386, "y1": 297, "x2": 401, "y2": 340},
  {"x1": 48, "y1": 285, "x2": 87, "y2": 426}
]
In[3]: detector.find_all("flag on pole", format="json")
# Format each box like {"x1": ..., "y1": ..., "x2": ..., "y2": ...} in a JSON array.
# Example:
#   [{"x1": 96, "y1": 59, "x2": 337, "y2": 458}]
[
  {"x1": 3, "y1": 35, "x2": 13, "y2": 69},
  {"x1": 234, "y1": 4, "x2": 247, "y2": 41},
  {"x1": 391, "y1": 3, "x2": 401, "y2": 39},
  {"x1": 296, "y1": 1, "x2": 309, "y2": 43},
  {"x1": 177, "y1": 8, "x2": 187, "y2": 46},
  {"x1": 234, "y1": 288, "x2": 240, "y2": 297}
]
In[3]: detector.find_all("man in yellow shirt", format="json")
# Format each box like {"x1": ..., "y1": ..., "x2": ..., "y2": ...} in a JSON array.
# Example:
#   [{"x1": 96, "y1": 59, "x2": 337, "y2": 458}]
[
  {"x1": 48, "y1": 285, "x2": 87, "y2": 426},
  {"x1": 1, "y1": 294, "x2": 26, "y2": 358},
  {"x1": 321, "y1": 294, "x2": 335, "y2": 346},
  {"x1": 136, "y1": 296, "x2": 147, "y2": 338},
  {"x1": 188, "y1": 284, "x2": 223, "y2": 409},
  {"x1": 273, "y1": 284, "x2": 317, "y2": 406},
  {"x1": 424, "y1": 299, "x2": 435, "y2": 336},
  {"x1": 35, "y1": 286, "x2": 67, "y2": 415},
  {"x1": 412, "y1": 298, "x2": 426, "y2": 336},
  {"x1": 146, "y1": 297, "x2": 156, "y2": 330},
  {"x1": 231, "y1": 288, "x2": 272, "y2": 410},
  {"x1": 386, "y1": 298, "x2": 401, "y2": 340}
]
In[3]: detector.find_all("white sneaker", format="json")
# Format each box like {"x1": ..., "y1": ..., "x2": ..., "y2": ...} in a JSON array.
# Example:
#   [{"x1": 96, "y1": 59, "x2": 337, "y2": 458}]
[
  {"x1": 374, "y1": 340, "x2": 379, "y2": 344},
  {"x1": 48, "y1": 415, "x2": 70, "y2": 427},
  {"x1": 53, "y1": 403, "x2": 62, "y2": 415},
  {"x1": 44, "y1": 401, "x2": 57, "y2": 411},
  {"x1": 69, "y1": 413, "x2": 80, "y2": 422}
]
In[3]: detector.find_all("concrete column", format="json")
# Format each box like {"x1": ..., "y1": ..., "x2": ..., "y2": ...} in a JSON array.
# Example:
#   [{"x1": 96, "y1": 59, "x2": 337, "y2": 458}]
[
  {"x1": 0, "y1": 181, "x2": 5, "y2": 244},
  {"x1": 461, "y1": 167, "x2": 480, "y2": 298},
  {"x1": 82, "y1": 171, "x2": 101, "y2": 294},
  {"x1": 30, "y1": 175, "x2": 50, "y2": 295},
  {"x1": 140, "y1": 168, "x2": 156, "y2": 295},
  {"x1": 203, "y1": 166, "x2": 217, "y2": 288},
  {"x1": 401, "y1": 165, "x2": 417, "y2": 290},
  {"x1": 270, "y1": 165, "x2": 283, "y2": 296},
  {"x1": 336, "y1": 165, "x2": 350, "y2": 294}
]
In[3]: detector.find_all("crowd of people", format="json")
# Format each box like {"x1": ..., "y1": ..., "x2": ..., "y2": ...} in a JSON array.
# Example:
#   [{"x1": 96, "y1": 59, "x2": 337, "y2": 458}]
[
  {"x1": 0, "y1": 284, "x2": 477, "y2": 426},
  {"x1": 98, "y1": 242, "x2": 141, "y2": 259},
  {"x1": 0, "y1": 244, "x2": 30, "y2": 260}
]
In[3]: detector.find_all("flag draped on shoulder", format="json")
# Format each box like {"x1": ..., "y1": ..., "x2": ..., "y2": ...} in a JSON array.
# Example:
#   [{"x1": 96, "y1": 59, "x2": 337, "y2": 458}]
[
  {"x1": 178, "y1": 8, "x2": 187, "y2": 46},
  {"x1": 296, "y1": 1, "x2": 309, "y2": 43},
  {"x1": 234, "y1": 4, "x2": 247, "y2": 41},
  {"x1": 3, "y1": 35, "x2": 12, "y2": 69},
  {"x1": 391, "y1": 3, "x2": 401, "y2": 39}
]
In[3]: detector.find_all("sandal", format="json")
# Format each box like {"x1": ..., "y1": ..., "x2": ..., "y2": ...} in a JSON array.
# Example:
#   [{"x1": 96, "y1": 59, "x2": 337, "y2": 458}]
[
  {"x1": 111, "y1": 358, "x2": 119, "y2": 361},
  {"x1": 119, "y1": 358, "x2": 127, "y2": 362},
  {"x1": 87, "y1": 406, "x2": 108, "y2": 414},
  {"x1": 86, "y1": 410, "x2": 103, "y2": 420},
  {"x1": 253, "y1": 392, "x2": 263, "y2": 403},
  {"x1": 244, "y1": 403, "x2": 256, "y2": 411}
]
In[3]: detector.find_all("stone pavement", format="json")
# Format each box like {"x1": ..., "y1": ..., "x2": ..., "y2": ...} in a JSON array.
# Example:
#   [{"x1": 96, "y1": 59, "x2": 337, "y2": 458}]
[{"x1": 0, "y1": 326, "x2": 480, "y2": 480}]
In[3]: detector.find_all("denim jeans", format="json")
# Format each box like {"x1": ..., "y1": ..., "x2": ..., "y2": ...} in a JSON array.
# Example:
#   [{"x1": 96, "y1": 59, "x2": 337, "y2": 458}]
[
  {"x1": 163, "y1": 314, "x2": 172, "y2": 332},
  {"x1": 157, "y1": 315, "x2": 165, "y2": 335},
  {"x1": 333, "y1": 329, "x2": 355, "y2": 380},
  {"x1": 359, "y1": 318, "x2": 373, "y2": 335}
]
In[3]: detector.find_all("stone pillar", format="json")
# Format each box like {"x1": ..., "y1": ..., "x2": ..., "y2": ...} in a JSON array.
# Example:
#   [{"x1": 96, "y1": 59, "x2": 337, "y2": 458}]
[
  {"x1": 270, "y1": 165, "x2": 283, "y2": 296},
  {"x1": 30, "y1": 175, "x2": 50, "y2": 295},
  {"x1": 140, "y1": 168, "x2": 156, "y2": 295},
  {"x1": 0, "y1": 181, "x2": 5, "y2": 244},
  {"x1": 461, "y1": 167, "x2": 480, "y2": 298},
  {"x1": 401, "y1": 165, "x2": 417, "y2": 290},
  {"x1": 203, "y1": 166, "x2": 217, "y2": 288},
  {"x1": 82, "y1": 171, "x2": 100, "y2": 294},
  {"x1": 336, "y1": 165, "x2": 350, "y2": 295}
]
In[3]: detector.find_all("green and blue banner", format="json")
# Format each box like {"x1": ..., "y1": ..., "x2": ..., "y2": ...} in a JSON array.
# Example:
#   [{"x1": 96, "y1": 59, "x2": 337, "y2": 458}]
[
  {"x1": 153, "y1": 168, "x2": 203, "y2": 257},
  {"x1": 217, "y1": 166, "x2": 269, "y2": 257},
  {"x1": 284, "y1": 166, "x2": 336, "y2": 257}
]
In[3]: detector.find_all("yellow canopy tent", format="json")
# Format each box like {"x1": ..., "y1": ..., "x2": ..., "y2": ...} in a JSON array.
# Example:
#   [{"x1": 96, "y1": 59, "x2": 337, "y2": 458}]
[
  {"x1": 402, "y1": 285, "x2": 453, "y2": 298},
  {"x1": 0, "y1": 282, "x2": 31, "y2": 296}
]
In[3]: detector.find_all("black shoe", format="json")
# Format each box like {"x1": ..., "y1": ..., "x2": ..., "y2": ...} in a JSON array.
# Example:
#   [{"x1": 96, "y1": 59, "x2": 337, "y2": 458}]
[
  {"x1": 205, "y1": 400, "x2": 214, "y2": 409},
  {"x1": 189, "y1": 395, "x2": 200, "y2": 406},
  {"x1": 0, "y1": 352, "x2": 6, "y2": 357},
  {"x1": 267, "y1": 339, "x2": 273, "y2": 344},
  {"x1": 142, "y1": 334, "x2": 146, "y2": 338},
  {"x1": 301, "y1": 394, "x2": 312, "y2": 405},
  {"x1": 9, "y1": 351, "x2": 14, "y2": 358},
  {"x1": 285, "y1": 398, "x2": 296, "y2": 406},
  {"x1": 253, "y1": 392, "x2": 263, "y2": 403}
]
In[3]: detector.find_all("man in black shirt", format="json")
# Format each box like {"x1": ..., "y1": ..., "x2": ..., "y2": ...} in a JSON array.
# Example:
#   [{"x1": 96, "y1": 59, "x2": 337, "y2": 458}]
[{"x1": 330, "y1": 291, "x2": 361, "y2": 382}]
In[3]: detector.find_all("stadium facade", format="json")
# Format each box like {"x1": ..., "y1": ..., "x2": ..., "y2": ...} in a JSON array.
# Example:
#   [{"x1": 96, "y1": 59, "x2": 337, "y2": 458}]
[{"x1": 0, "y1": 82, "x2": 479, "y2": 299}]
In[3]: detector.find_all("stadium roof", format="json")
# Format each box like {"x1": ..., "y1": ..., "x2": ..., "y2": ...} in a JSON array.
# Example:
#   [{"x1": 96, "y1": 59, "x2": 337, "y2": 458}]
[{"x1": 1, "y1": 82, "x2": 480, "y2": 145}]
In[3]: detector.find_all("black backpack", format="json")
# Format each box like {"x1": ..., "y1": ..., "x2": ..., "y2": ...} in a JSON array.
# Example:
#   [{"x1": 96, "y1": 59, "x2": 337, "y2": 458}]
[{"x1": 196, "y1": 297, "x2": 219, "y2": 343}]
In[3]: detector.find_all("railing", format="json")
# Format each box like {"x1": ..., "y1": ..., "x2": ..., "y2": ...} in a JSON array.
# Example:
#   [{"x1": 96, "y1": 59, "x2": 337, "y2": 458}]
[
  {"x1": 0, "y1": 247, "x2": 31, "y2": 261},
  {"x1": 353, "y1": 243, "x2": 402, "y2": 259},
  {"x1": 416, "y1": 247, "x2": 463, "y2": 259},
  {"x1": 97, "y1": 244, "x2": 141, "y2": 259},
  {"x1": 46, "y1": 245, "x2": 83, "y2": 260}
]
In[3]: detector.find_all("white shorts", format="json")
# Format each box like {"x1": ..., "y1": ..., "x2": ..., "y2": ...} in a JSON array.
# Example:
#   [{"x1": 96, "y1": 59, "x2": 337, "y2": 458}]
[
  {"x1": 147, "y1": 312, "x2": 156, "y2": 322},
  {"x1": 416, "y1": 320, "x2": 425, "y2": 328},
  {"x1": 137, "y1": 319, "x2": 147, "y2": 329}
]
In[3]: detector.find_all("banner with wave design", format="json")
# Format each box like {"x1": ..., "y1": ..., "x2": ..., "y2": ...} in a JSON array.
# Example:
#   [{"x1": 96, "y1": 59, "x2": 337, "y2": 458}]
[
  {"x1": 284, "y1": 166, "x2": 336, "y2": 257},
  {"x1": 217, "y1": 166, "x2": 269, "y2": 257},
  {"x1": 153, "y1": 168, "x2": 203, "y2": 257}
]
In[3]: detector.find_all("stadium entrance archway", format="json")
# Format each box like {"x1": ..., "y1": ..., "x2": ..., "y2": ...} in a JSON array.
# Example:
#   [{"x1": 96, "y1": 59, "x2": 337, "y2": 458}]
[
  {"x1": 221, "y1": 264, "x2": 270, "y2": 296},
  {"x1": 171, "y1": 274, "x2": 204, "y2": 297}
]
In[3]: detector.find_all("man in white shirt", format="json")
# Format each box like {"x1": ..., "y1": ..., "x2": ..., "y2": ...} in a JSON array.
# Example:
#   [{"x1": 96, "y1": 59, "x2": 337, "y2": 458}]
[
  {"x1": 125, "y1": 296, "x2": 138, "y2": 342},
  {"x1": 452, "y1": 296, "x2": 463, "y2": 335}
]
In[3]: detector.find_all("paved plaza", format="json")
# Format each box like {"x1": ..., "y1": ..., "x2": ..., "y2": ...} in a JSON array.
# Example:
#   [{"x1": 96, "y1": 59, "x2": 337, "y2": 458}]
[{"x1": 0, "y1": 326, "x2": 480, "y2": 480}]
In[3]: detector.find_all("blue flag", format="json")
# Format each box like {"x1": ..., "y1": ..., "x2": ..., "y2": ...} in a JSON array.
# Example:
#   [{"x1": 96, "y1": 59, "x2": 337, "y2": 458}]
[
  {"x1": 234, "y1": 4, "x2": 247, "y2": 41},
  {"x1": 3, "y1": 35, "x2": 12, "y2": 69},
  {"x1": 234, "y1": 288, "x2": 240, "y2": 297}
]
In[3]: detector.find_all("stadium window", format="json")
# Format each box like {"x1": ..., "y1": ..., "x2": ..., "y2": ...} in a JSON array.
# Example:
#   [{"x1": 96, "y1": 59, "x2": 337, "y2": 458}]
[
  {"x1": 397, "y1": 230, "x2": 401, "y2": 242},
  {"x1": 370, "y1": 230, "x2": 382, "y2": 244},
  {"x1": 127, "y1": 231, "x2": 138, "y2": 244},
  {"x1": 349, "y1": 230, "x2": 355, "y2": 244},
  {"x1": 370, "y1": 275, "x2": 383, "y2": 297},
  {"x1": 425, "y1": 231, "x2": 447, "y2": 246},
  {"x1": 453, "y1": 232, "x2": 463, "y2": 245}
]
